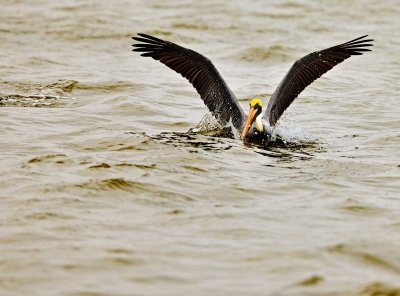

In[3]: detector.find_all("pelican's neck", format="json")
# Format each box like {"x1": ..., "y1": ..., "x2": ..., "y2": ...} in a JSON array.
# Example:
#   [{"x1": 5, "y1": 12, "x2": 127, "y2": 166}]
[{"x1": 254, "y1": 115, "x2": 264, "y2": 133}]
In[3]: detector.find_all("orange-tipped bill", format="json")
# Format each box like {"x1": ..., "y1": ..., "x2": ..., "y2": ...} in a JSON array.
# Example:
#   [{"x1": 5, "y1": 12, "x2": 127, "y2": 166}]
[{"x1": 241, "y1": 106, "x2": 256, "y2": 143}]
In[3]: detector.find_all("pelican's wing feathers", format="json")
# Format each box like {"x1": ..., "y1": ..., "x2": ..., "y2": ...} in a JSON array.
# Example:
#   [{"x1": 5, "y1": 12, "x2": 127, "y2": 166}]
[
  {"x1": 132, "y1": 33, "x2": 246, "y2": 131},
  {"x1": 263, "y1": 35, "x2": 374, "y2": 126}
]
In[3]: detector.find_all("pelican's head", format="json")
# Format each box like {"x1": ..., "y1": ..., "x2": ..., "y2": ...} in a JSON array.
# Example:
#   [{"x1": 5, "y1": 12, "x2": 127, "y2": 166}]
[{"x1": 241, "y1": 98, "x2": 263, "y2": 141}]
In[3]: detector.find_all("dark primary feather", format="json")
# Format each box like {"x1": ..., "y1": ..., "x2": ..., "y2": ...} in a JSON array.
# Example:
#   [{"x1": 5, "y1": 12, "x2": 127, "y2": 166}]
[
  {"x1": 263, "y1": 35, "x2": 374, "y2": 126},
  {"x1": 132, "y1": 33, "x2": 246, "y2": 131}
]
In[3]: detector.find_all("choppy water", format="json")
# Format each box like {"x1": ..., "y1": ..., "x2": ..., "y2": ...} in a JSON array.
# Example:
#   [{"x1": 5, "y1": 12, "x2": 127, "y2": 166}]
[{"x1": 1, "y1": 0, "x2": 400, "y2": 295}]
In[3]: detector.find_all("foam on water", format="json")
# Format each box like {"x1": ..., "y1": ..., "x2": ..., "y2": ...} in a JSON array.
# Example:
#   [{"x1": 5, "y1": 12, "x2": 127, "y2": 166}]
[{"x1": 0, "y1": 79, "x2": 77, "y2": 107}]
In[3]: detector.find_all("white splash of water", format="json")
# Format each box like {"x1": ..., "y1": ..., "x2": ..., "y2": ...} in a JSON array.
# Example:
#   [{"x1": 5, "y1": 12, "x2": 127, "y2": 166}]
[
  {"x1": 189, "y1": 113, "x2": 237, "y2": 138},
  {"x1": 190, "y1": 113, "x2": 222, "y2": 133},
  {"x1": 273, "y1": 120, "x2": 312, "y2": 144},
  {"x1": 190, "y1": 113, "x2": 314, "y2": 145}
]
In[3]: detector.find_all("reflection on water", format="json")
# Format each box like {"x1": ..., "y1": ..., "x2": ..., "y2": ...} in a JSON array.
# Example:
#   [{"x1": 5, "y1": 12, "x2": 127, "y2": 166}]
[
  {"x1": 138, "y1": 129, "x2": 322, "y2": 164},
  {"x1": 147, "y1": 132, "x2": 235, "y2": 152}
]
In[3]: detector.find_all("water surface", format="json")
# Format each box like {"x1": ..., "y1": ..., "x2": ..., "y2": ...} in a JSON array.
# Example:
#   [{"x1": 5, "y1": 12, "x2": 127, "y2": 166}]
[{"x1": 1, "y1": 0, "x2": 400, "y2": 295}]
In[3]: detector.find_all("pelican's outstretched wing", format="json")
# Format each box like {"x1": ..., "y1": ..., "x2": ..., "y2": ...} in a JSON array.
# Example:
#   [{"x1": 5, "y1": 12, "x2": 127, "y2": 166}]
[
  {"x1": 132, "y1": 33, "x2": 246, "y2": 131},
  {"x1": 263, "y1": 35, "x2": 374, "y2": 126}
]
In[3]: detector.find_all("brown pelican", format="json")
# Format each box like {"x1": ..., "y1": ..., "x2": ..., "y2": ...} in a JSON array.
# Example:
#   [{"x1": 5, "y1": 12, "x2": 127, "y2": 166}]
[{"x1": 132, "y1": 34, "x2": 373, "y2": 147}]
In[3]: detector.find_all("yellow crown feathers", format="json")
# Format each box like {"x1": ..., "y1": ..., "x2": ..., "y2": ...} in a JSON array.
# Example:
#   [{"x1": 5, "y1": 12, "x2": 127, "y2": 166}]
[{"x1": 250, "y1": 98, "x2": 262, "y2": 107}]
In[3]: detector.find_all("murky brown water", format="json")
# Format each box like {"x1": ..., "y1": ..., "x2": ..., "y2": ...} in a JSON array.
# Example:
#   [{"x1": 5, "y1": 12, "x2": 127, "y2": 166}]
[{"x1": 1, "y1": 0, "x2": 400, "y2": 295}]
